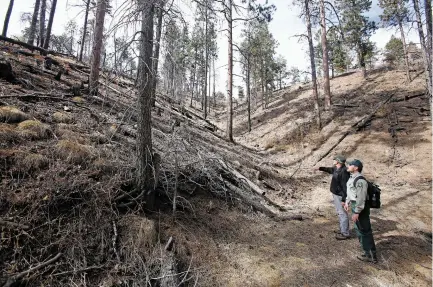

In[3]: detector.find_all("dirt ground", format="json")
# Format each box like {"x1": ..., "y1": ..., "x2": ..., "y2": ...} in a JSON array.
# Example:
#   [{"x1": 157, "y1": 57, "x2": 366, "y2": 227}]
[{"x1": 162, "y1": 69, "x2": 432, "y2": 286}]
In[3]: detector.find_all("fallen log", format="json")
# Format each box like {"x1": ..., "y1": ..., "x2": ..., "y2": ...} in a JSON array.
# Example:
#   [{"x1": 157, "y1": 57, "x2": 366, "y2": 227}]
[
  {"x1": 0, "y1": 35, "x2": 65, "y2": 57},
  {"x1": 224, "y1": 181, "x2": 277, "y2": 217},
  {"x1": 219, "y1": 160, "x2": 286, "y2": 211},
  {"x1": 391, "y1": 91, "x2": 425, "y2": 102},
  {"x1": 333, "y1": 103, "x2": 359, "y2": 108}
]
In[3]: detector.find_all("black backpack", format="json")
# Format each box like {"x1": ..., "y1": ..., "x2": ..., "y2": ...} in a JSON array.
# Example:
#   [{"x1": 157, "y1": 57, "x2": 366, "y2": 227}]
[{"x1": 353, "y1": 176, "x2": 381, "y2": 208}]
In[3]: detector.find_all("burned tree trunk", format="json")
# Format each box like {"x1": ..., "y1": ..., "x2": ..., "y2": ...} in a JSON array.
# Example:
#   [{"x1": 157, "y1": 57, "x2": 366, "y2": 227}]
[
  {"x1": 137, "y1": 0, "x2": 155, "y2": 210},
  {"x1": 320, "y1": 0, "x2": 331, "y2": 109},
  {"x1": 397, "y1": 18, "x2": 411, "y2": 82},
  {"x1": 226, "y1": 0, "x2": 234, "y2": 142},
  {"x1": 43, "y1": 0, "x2": 57, "y2": 49},
  {"x1": 246, "y1": 56, "x2": 252, "y2": 132},
  {"x1": 305, "y1": 0, "x2": 322, "y2": 129},
  {"x1": 39, "y1": 0, "x2": 46, "y2": 47},
  {"x1": 89, "y1": 0, "x2": 107, "y2": 95},
  {"x1": 79, "y1": 0, "x2": 90, "y2": 62},
  {"x1": 412, "y1": 0, "x2": 431, "y2": 96},
  {"x1": 2, "y1": 0, "x2": 14, "y2": 37},
  {"x1": 425, "y1": 0, "x2": 432, "y2": 97},
  {"x1": 27, "y1": 0, "x2": 41, "y2": 46},
  {"x1": 151, "y1": 4, "x2": 164, "y2": 107}
]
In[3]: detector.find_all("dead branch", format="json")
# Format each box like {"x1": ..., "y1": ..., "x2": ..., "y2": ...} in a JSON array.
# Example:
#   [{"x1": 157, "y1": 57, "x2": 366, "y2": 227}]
[
  {"x1": 3, "y1": 253, "x2": 62, "y2": 287},
  {"x1": 219, "y1": 160, "x2": 286, "y2": 211},
  {"x1": 0, "y1": 219, "x2": 30, "y2": 230},
  {"x1": 391, "y1": 91, "x2": 426, "y2": 102},
  {"x1": 224, "y1": 180, "x2": 277, "y2": 218}
]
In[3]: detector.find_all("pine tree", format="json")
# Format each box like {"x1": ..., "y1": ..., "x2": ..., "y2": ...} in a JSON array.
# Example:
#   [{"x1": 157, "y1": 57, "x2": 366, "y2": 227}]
[
  {"x1": 379, "y1": 0, "x2": 411, "y2": 81},
  {"x1": 336, "y1": 0, "x2": 377, "y2": 78}
]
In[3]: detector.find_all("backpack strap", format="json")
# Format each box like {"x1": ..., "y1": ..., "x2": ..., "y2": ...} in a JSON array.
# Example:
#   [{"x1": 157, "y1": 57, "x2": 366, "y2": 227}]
[{"x1": 353, "y1": 176, "x2": 366, "y2": 186}]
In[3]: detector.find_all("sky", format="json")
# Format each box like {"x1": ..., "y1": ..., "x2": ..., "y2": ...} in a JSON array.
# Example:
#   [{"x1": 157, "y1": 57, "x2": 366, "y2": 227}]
[{"x1": 0, "y1": 0, "x2": 421, "y2": 95}]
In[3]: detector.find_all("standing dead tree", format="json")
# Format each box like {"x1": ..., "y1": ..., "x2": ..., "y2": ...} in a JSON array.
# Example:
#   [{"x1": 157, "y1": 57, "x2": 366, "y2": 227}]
[
  {"x1": 39, "y1": 0, "x2": 46, "y2": 47},
  {"x1": 79, "y1": 0, "x2": 91, "y2": 62},
  {"x1": 89, "y1": 0, "x2": 107, "y2": 95},
  {"x1": 27, "y1": 0, "x2": 41, "y2": 45},
  {"x1": 43, "y1": 0, "x2": 57, "y2": 49},
  {"x1": 2, "y1": 0, "x2": 14, "y2": 37}
]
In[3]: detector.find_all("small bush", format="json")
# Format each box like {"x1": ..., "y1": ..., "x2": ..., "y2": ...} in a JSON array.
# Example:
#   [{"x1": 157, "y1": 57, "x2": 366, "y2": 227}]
[
  {"x1": 16, "y1": 153, "x2": 49, "y2": 173},
  {"x1": 17, "y1": 120, "x2": 51, "y2": 140},
  {"x1": 72, "y1": 96, "x2": 85, "y2": 103},
  {"x1": 56, "y1": 140, "x2": 94, "y2": 164},
  {"x1": 52, "y1": 112, "x2": 74, "y2": 124},
  {"x1": 0, "y1": 123, "x2": 19, "y2": 143},
  {"x1": 0, "y1": 106, "x2": 29, "y2": 123}
]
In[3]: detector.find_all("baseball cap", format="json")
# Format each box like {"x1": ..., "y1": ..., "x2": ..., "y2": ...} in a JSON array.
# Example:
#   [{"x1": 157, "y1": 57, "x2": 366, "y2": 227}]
[
  {"x1": 347, "y1": 159, "x2": 363, "y2": 169},
  {"x1": 333, "y1": 155, "x2": 346, "y2": 163}
]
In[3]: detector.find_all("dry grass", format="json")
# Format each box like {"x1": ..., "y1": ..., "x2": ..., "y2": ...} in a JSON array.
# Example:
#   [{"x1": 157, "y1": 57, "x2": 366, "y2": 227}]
[
  {"x1": 72, "y1": 96, "x2": 85, "y2": 103},
  {"x1": 55, "y1": 124, "x2": 89, "y2": 144},
  {"x1": 16, "y1": 152, "x2": 49, "y2": 173},
  {"x1": 56, "y1": 139, "x2": 95, "y2": 164},
  {"x1": 0, "y1": 106, "x2": 29, "y2": 123},
  {"x1": 17, "y1": 120, "x2": 51, "y2": 140},
  {"x1": 52, "y1": 111, "x2": 74, "y2": 124},
  {"x1": 0, "y1": 123, "x2": 19, "y2": 143}
]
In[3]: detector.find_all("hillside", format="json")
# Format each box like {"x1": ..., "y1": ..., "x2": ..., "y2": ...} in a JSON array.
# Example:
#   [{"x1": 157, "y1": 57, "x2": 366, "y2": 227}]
[{"x1": 0, "y1": 40, "x2": 432, "y2": 287}]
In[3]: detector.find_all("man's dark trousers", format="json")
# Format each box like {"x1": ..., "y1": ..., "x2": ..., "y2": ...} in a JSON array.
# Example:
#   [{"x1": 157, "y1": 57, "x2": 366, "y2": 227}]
[{"x1": 351, "y1": 202, "x2": 377, "y2": 256}]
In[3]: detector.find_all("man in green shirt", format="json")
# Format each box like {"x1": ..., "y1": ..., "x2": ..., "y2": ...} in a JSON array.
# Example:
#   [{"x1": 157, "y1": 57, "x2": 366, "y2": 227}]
[{"x1": 344, "y1": 159, "x2": 378, "y2": 263}]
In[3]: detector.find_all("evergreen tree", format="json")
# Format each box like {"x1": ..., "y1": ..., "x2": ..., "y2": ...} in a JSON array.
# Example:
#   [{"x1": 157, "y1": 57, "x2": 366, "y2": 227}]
[
  {"x1": 379, "y1": 0, "x2": 411, "y2": 80},
  {"x1": 336, "y1": 0, "x2": 377, "y2": 77}
]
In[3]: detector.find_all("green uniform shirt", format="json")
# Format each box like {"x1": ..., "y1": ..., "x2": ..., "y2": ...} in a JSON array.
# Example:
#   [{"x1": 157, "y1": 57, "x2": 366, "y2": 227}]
[{"x1": 345, "y1": 172, "x2": 368, "y2": 214}]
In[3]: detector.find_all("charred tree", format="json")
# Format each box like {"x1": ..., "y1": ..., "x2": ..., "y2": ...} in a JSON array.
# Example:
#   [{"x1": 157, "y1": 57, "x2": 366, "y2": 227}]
[
  {"x1": 320, "y1": 0, "x2": 331, "y2": 108},
  {"x1": 43, "y1": 0, "x2": 57, "y2": 49},
  {"x1": 226, "y1": 0, "x2": 234, "y2": 141},
  {"x1": 89, "y1": 0, "x2": 107, "y2": 95},
  {"x1": 27, "y1": 0, "x2": 41, "y2": 45},
  {"x1": 136, "y1": 0, "x2": 155, "y2": 210},
  {"x1": 151, "y1": 4, "x2": 164, "y2": 107},
  {"x1": 79, "y1": 0, "x2": 90, "y2": 62},
  {"x1": 305, "y1": 0, "x2": 322, "y2": 128},
  {"x1": 2, "y1": 0, "x2": 14, "y2": 37},
  {"x1": 39, "y1": 0, "x2": 46, "y2": 47}
]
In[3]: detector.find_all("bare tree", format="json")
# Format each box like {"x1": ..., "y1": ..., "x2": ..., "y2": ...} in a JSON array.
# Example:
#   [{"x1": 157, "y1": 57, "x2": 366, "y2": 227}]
[
  {"x1": 79, "y1": 0, "x2": 91, "y2": 62},
  {"x1": 39, "y1": 0, "x2": 46, "y2": 47},
  {"x1": 136, "y1": 0, "x2": 155, "y2": 209},
  {"x1": 412, "y1": 0, "x2": 431, "y2": 95},
  {"x1": 226, "y1": 0, "x2": 234, "y2": 141},
  {"x1": 203, "y1": 0, "x2": 209, "y2": 119},
  {"x1": 151, "y1": 3, "x2": 164, "y2": 107},
  {"x1": 320, "y1": 0, "x2": 331, "y2": 109},
  {"x1": 2, "y1": 0, "x2": 14, "y2": 37},
  {"x1": 43, "y1": 0, "x2": 57, "y2": 49},
  {"x1": 89, "y1": 0, "x2": 107, "y2": 95},
  {"x1": 425, "y1": 0, "x2": 432, "y2": 96},
  {"x1": 305, "y1": 0, "x2": 322, "y2": 128},
  {"x1": 27, "y1": 0, "x2": 41, "y2": 45}
]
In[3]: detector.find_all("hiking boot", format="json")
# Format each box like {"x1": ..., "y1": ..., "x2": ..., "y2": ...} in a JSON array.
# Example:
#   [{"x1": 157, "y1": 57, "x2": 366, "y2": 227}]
[
  {"x1": 335, "y1": 233, "x2": 350, "y2": 240},
  {"x1": 357, "y1": 253, "x2": 378, "y2": 264}
]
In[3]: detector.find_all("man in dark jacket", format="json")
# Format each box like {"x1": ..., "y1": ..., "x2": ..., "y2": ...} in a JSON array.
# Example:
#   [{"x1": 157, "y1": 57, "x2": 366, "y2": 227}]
[{"x1": 317, "y1": 155, "x2": 351, "y2": 240}]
